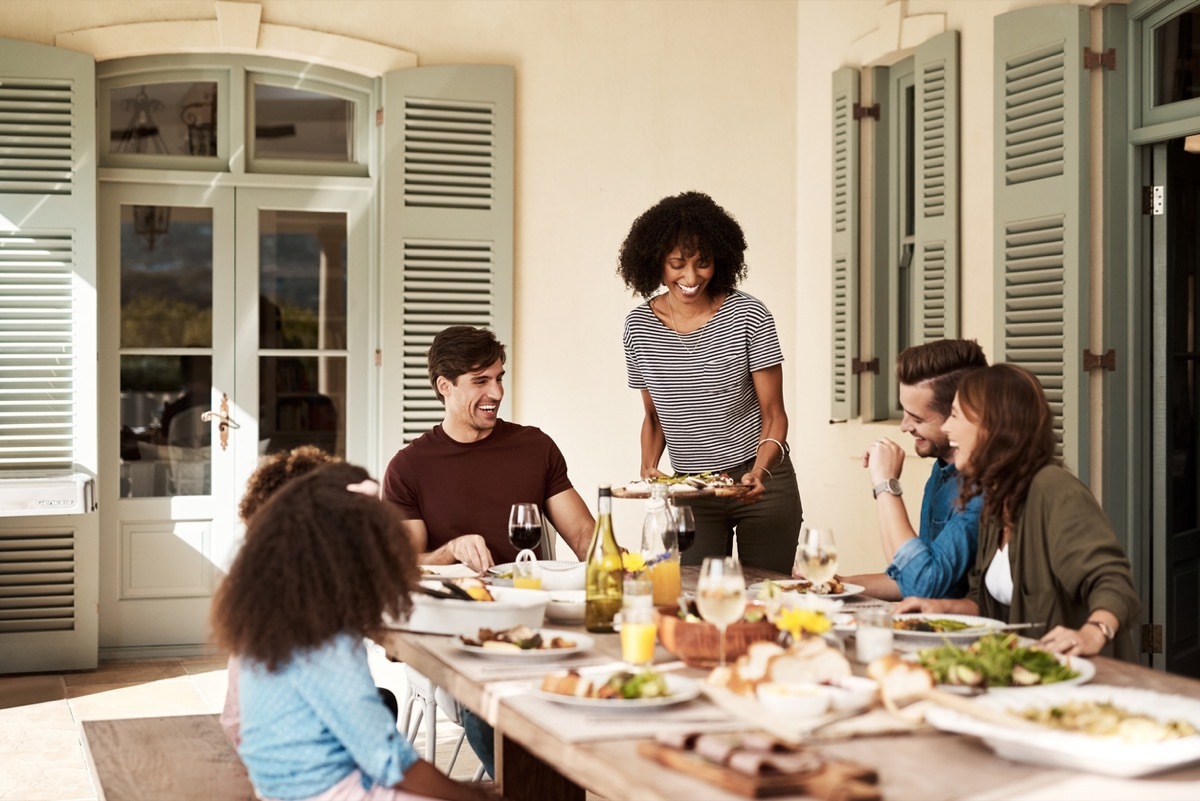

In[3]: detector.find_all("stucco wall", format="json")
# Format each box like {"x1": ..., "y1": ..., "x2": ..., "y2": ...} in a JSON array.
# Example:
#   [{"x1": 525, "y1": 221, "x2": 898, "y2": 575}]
[{"x1": 0, "y1": 0, "x2": 1096, "y2": 577}]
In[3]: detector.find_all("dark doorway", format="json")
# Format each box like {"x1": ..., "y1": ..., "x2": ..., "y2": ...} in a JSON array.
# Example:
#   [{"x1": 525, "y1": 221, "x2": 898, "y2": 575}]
[{"x1": 1157, "y1": 136, "x2": 1200, "y2": 677}]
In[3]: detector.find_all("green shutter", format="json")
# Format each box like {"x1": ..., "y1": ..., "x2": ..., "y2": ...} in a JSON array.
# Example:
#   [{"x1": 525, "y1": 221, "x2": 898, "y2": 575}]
[
  {"x1": 380, "y1": 66, "x2": 514, "y2": 448},
  {"x1": 914, "y1": 31, "x2": 959, "y2": 342},
  {"x1": 0, "y1": 37, "x2": 99, "y2": 673},
  {"x1": 830, "y1": 67, "x2": 859, "y2": 421},
  {"x1": 993, "y1": 5, "x2": 1090, "y2": 476}
]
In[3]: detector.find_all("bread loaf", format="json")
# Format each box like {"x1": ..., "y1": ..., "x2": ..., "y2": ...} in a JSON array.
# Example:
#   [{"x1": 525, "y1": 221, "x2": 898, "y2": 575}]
[{"x1": 710, "y1": 637, "x2": 852, "y2": 695}]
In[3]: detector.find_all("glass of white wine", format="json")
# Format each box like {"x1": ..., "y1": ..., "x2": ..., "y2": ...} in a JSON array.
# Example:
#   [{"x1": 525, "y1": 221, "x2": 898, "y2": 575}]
[
  {"x1": 795, "y1": 527, "x2": 838, "y2": 588},
  {"x1": 695, "y1": 557, "x2": 746, "y2": 668}
]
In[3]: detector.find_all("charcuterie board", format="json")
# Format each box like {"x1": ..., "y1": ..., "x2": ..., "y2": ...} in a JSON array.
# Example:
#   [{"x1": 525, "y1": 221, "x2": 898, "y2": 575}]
[
  {"x1": 612, "y1": 483, "x2": 752, "y2": 500},
  {"x1": 637, "y1": 737, "x2": 879, "y2": 799}
]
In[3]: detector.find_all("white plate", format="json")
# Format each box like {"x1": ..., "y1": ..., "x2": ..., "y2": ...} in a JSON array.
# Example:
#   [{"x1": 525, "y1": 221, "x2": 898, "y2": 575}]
[
  {"x1": 910, "y1": 651, "x2": 1096, "y2": 693},
  {"x1": 489, "y1": 560, "x2": 580, "y2": 577},
  {"x1": 924, "y1": 684, "x2": 1200, "y2": 777},
  {"x1": 890, "y1": 613, "x2": 1005, "y2": 643},
  {"x1": 453, "y1": 628, "x2": 593, "y2": 660},
  {"x1": 534, "y1": 672, "x2": 701, "y2": 710},
  {"x1": 748, "y1": 580, "x2": 866, "y2": 600}
]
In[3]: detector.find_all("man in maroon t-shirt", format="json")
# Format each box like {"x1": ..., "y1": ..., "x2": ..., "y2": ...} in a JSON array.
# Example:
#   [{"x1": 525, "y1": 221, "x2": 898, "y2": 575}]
[{"x1": 382, "y1": 325, "x2": 593, "y2": 572}]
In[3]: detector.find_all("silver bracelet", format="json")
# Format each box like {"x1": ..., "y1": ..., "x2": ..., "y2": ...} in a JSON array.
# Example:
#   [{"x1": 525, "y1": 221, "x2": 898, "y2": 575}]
[
  {"x1": 757, "y1": 437, "x2": 787, "y2": 467},
  {"x1": 750, "y1": 466, "x2": 773, "y2": 481}
]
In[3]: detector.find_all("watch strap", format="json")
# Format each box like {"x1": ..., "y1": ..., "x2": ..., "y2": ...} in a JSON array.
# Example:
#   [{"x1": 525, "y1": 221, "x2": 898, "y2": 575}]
[
  {"x1": 1085, "y1": 619, "x2": 1114, "y2": 641},
  {"x1": 872, "y1": 479, "x2": 902, "y2": 499}
]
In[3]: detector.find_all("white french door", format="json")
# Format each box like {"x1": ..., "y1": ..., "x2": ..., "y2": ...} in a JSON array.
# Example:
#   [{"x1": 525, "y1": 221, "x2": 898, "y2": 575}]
[{"x1": 98, "y1": 182, "x2": 370, "y2": 650}]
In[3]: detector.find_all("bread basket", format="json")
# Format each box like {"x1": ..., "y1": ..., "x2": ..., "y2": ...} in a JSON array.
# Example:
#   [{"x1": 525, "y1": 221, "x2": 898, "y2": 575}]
[{"x1": 654, "y1": 603, "x2": 779, "y2": 668}]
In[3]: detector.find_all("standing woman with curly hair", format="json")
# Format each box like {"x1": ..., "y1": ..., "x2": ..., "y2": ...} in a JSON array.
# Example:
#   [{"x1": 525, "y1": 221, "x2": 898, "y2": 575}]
[
  {"x1": 896, "y1": 364, "x2": 1141, "y2": 660},
  {"x1": 211, "y1": 462, "x2": 491, "y2": 801},
  {"x1": 618, "y1": 191, "x2": 802, "y2": 572}
]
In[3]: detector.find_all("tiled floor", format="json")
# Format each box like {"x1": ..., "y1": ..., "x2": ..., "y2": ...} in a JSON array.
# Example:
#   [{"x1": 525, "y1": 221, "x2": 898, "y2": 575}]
[{"x1": 0, "y1": 645, "x2": 483, "y2": 801}]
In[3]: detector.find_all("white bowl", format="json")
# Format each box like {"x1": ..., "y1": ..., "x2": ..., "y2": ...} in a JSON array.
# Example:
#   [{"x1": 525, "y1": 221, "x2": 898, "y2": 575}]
[
  {"x1": 825, "y1": 676, "x2": 878, "y2": 712},
  {"x1": 540, "y1": 562, "x2": 586, "y2": 591},
  {"x1": 756, "y1": 681, "x2": 833, "y2": 717},
  {"x1": 397, "y1": 585, "x2": 549, "y2": 636},
  {"x1": 546, "y1": 590, "x2": 586, "y2": 624}
]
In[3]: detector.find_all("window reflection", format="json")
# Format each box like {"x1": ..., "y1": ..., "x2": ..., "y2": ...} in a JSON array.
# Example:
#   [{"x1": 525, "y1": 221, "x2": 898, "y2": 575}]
[
  {"x1": 1156, "y1": 8, "x2": 1200, "y2": 106},
  {"x1": 109, "y1": 82, "x2": 218, "y2": 157},
  {"x1": 119, "y1": 355, "x2": 212, "y2": 497},
  {"x1": 253, "y1": 83, "x2": 354, "y2": 162},
  {"x1": 120, "y1": 205, "x2": 213, "y2": 348}
]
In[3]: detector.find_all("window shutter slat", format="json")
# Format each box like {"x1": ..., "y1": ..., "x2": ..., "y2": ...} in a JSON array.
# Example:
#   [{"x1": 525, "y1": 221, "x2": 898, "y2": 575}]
[
  {"x1": 830, "y1": 67, "x2": 859, "y2": 421},
  {"x1": 994, "y1": 5, "x2": 1089, "y2": 473},
  {"x1": 382, "y1": 66, "x2": 514, "y2": 454},
  {"x1": 913, "y1": 30, "x2": 959, "y2": 344}
]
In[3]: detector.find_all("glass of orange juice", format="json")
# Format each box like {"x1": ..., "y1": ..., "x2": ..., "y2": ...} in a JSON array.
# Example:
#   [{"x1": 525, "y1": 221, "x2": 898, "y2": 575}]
[
  {"x1": 650, "y1": 557, "x2": 681, "y2": 606},
  {"x1": 512, "y1": 553, "x2": 541, "y2": 590},
  {"x1": 619, "y1": 605, "x2": 657, "y2": 666}
]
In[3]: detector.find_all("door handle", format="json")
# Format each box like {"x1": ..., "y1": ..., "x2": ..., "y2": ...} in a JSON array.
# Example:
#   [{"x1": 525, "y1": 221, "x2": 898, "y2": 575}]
[{"x1": 201, "y1": 393, "x2": 240, "y2": 451}]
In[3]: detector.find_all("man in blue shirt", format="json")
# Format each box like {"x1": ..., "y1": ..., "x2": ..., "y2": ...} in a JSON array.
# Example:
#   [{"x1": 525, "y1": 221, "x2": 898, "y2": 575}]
[{"x1": 843, "y1": 339, "x2": 988, "y2": 600}]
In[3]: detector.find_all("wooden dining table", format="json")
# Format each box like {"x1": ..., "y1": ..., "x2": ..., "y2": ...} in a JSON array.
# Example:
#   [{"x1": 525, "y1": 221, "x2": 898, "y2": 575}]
[{"x1": 377, "y1": 565, "x2": 1200, "y2": 801}]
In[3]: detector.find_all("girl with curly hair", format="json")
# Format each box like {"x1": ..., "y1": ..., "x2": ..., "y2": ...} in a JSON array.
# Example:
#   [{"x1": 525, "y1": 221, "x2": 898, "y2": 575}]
[
  {"x1": 617, "y1": 191, "x2": 802, "y2": 572},
  {"x1": 211, "y1": 462, "x2": 491, "y2": 801},
  {"x1": 895, "y1": 364, "x2": 1141, "y2": 660}
]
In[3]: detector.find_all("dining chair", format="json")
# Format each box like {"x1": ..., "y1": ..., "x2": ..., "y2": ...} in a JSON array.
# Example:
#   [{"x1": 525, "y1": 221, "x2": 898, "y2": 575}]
[{"x1": 400, "y1": 665, "x2": 485, "y2": 780}]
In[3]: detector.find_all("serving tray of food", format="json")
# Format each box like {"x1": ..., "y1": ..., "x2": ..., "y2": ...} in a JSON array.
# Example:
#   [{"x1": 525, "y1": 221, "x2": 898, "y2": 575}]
[{"x1": 613, "y1": 473, "x2": 751, "y2": 499}]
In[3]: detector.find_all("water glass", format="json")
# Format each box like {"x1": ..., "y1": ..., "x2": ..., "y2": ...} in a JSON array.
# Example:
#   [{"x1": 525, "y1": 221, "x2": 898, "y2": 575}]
[{"x1": 855, "y1": 606, "x2": 894, "y2": 664}]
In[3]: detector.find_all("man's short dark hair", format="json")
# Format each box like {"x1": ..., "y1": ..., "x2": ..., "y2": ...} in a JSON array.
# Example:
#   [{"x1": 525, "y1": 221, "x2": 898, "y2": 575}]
[
  {"x1": 427, "y1": 326, "x2": 507, "y2": 404},
  {"x1": 896, "y1": 339, "x2": 988, "y2": 417}
]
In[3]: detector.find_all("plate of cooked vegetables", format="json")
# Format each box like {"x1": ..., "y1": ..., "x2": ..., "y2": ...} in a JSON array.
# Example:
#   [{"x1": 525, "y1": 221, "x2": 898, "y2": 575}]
[
  {"x1": 913, "y1": 633, "x2": 1094, "y2": 690},
  {"x1": 455, "y1": 626, "x2": 592, "y2": 659},
  {"x1": 536, "y1": 667, "x2": 700, "y2": 708},
  {"x1": 924, "y1": 684, "x2": 1200, "y2": 776},
  {"x1": 889, "y1": 613, "x2": 1006, "y2": 647}
]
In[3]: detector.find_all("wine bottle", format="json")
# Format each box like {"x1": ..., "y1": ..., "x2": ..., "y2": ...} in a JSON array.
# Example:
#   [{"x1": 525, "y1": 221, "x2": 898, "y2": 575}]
[{"x1": 585, "y1": 485, "x2": 623, "y2": 632}]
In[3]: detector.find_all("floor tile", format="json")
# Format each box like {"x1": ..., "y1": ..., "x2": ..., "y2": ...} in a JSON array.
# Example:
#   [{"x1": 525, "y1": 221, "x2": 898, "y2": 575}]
[
  {"x1": 66, "y1": 676, "x2": 211, "y2": 721},
  {"x1": 0, "y1": 698, "x2": 76, "y2": 733},
  {"x1": 0, "y1": 675, "x2": 65, "y2": 711},
  {"x1": 61, "y1": 659, "x2": 185, "y2": 688}
]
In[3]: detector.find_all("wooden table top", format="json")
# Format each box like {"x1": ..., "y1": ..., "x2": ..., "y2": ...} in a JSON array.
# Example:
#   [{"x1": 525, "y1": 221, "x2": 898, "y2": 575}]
[{"x1": 379, "y1": 566, "x2": 1200, "y2": 801}]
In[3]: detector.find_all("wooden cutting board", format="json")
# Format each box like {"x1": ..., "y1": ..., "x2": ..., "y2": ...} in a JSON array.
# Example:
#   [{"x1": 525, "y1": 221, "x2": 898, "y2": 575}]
[
  {"x1": 637, "y1": 741, "x2": 880, "y2": 800},
  {"x1": 612, "y1": 484, "x2": 752, "y2": 500}
]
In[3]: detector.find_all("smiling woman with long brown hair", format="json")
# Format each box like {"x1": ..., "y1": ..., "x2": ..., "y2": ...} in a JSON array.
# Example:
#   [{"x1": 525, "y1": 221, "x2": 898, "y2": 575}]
[
  {"x1": 896, "y1": 364, "x2": 1141, "y2": 660},
  {"x1": 211, "y1": 462, "x2": 493, "y2": 801}
]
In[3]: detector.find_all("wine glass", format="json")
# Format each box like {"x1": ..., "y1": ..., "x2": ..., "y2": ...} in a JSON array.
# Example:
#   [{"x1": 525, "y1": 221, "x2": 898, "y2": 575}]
[
  {"x1": 694, "y1": 557, "x2": 746, "y2": 668},
  {"x1": 507, "y1": 503, "x2": 543, "y2": 560},
  {"x1": 794, "y1": 528, "x2": 838, "y2": 588},
  {"x1": 669, "y1": 504, "x2": 696, "y2": 554}
]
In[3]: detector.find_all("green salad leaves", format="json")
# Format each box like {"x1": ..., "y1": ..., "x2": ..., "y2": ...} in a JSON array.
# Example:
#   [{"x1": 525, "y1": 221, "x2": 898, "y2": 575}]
[{"x1": 916, "y1": 633, "x2": 1080, "y2": 688}]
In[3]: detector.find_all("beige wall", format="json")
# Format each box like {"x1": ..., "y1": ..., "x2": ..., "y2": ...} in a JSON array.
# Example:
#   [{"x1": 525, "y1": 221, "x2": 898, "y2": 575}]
[{"x1": 0, "y1": 0, "x2": 1094, "y2": 574}]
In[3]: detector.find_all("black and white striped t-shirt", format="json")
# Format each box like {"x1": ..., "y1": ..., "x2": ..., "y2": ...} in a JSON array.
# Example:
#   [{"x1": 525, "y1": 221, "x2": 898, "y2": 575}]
[{"x1": 623, "y1": 290, "x2": 784, "y2": 473}]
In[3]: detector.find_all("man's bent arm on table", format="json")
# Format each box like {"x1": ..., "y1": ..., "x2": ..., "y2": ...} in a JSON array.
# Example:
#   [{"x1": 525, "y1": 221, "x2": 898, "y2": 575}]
[{"x1": 396, "y1": 486, "x2": 592, "y2": 573}]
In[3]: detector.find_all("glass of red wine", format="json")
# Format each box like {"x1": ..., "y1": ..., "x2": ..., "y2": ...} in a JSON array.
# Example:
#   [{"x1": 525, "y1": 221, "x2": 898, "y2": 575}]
[
  {"x1": 507, "y1": 503, "x2": 543, "y2": 559},
  {"x1": 669, "y1": 504, "x2": 696, "y2": 554}
]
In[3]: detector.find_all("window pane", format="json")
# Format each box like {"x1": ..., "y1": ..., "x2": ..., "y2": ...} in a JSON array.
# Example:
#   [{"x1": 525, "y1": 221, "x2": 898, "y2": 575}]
[
  {"x1": 259, "y1": 356, "x2": 345, "y2": 457},
  {"x1": 253, "y1": 83, "x2": 354, "y2": 162},
  {"x1": 109, "y1": 82, "x2": 218, "y2": 157},
  {"x1": 120, "y1": 355, "x2": 211, "y2": 498},
  {"x1": 120, "y1": 205, "x2": 213, "y2": 348},
  {"x1": 259, "y1": 210, "x2": 347, "y2": 350},
  {"x1": 1155, "y1": 7, "x2": 1200, "y2": 106}
]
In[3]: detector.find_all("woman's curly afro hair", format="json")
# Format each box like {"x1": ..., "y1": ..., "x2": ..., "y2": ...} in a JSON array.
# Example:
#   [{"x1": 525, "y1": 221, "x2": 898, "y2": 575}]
[{"x1": 617, "y1": 191, "x2": 748, "y2": 299}]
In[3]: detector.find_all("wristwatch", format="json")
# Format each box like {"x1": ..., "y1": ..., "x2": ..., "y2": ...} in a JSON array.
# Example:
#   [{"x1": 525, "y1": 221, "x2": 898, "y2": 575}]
[
  {"x1": 872, "y1": 478, "x2": 903, "y2": 499},
  {"x1": 1085, "y1": 619, "x2": 1115, "y2": 641}
]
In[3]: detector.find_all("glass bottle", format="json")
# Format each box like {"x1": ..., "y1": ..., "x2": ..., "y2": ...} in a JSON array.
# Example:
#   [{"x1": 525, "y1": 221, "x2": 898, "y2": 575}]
[
  {"x1": 640, "y1": 484, "x2": 680, "y2": 606},
  {"x1": 585, "y1": 485, "x2": 623, "y2": 632}
]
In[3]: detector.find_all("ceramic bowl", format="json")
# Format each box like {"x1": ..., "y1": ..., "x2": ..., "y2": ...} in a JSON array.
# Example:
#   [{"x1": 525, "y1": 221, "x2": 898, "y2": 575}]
[
  {"x1": 654, "y1": 604, "x2": 779, "y2": 668},
  {"x1": 399, "y1": 585, "x2": 548, "y2": 636},
  {"x1": 540, "y1": 561, "x2": 586, "y2": 591},
  {"x1": 756, "y1": 681, "x2": 833, "y2": 717},
  {"x1": 546, "y1": 590, "x2": 586, "y2": 624},
  {"x1": 825, "y1": 675, "x2": 879, "y2": 712}
]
